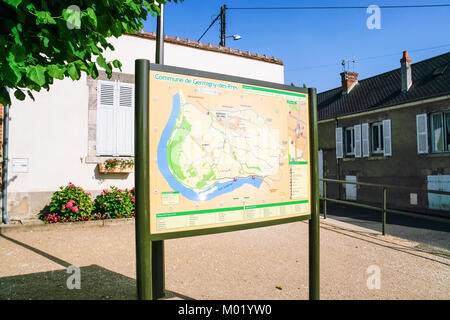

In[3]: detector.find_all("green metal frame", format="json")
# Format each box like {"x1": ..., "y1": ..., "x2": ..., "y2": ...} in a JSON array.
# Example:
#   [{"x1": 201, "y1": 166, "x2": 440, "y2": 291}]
[
  {"x1": 135, "y1": 59, "x2": 320, "y2": 300},
  {"x1": 320, "y1": 178, "x2": 450, "y2": 237}
]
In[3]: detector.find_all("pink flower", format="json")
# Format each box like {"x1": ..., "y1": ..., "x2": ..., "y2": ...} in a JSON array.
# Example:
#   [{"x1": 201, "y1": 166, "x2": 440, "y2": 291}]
[
  {"x1": 77, "y1": 186, "x2": 83, "y2": 191},
  {"x1": 131, "y1": 197, "x2": 135, "y2": 202},
  {"x1": 66, "y1": 202, "x2": 74, "y2": 209},
  {"x1": 118, "y1": 189, "x2": 123, "y2": 193},
  {"x1": 69, "y1": 184, "x2": 75, "y2": 188},
  {"x1": 62, "y1": 205, "x2": 66, "y2": 210},
  {"x1": 72, "y1": 206, "x2": 79, "y2": 213},
  {"x1": 118, "y1": 198, "x2": 123, "y2": 201}
]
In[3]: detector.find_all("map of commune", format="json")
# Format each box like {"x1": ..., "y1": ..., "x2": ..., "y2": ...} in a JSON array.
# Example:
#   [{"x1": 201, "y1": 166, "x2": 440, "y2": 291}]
[{"x1": 149, "y1": 70, "x2": 310, "y2": 234}]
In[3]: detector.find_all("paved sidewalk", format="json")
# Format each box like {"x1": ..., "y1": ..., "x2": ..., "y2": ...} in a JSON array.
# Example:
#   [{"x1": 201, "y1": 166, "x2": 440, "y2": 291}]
[{"x1": 0, "y1": 218, "x2": 449, "y2": 300}]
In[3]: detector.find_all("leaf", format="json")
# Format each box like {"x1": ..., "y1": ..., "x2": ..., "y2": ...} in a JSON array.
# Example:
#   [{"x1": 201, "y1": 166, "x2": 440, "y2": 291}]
[
  {"x1": 36, "y1": 11, "x2": 57, "y2": 25},
  {"x1": 62, "y1": 7, "x2": 81, "y2": 29},
  {"x1": 47, "y1": 64, "x2": 65, "y2": 80},
  {"x1": 5, "y1": 0, "x2": 23, "y2": 8},
  {"x1": 26, "y1": 65, "x2": 46, "y2": 86},
  {"x1": 0, "y1": 87, "x2": 11, "y2": 106},
  {"x1": 96, "y1": 55, "x2": 108, "y2": 69},
  {"x1": 11, "y1": 44, "x2": 26, "y2": 62},
  {"x1": 112, "y1": 59, "x2": 122, "y2": 71},
  {"x1": 85, "y1": 7, "x2": 97, "y2": 27},
  {"x1": 27, "y1": 90, "x2": 35, "y2": 101},
  {"x1": 67, "y1": 63, "x2": 80, "y2": 80},
  {"x1": 14, "y1": 89, "x2": 26, "y2": 101}
]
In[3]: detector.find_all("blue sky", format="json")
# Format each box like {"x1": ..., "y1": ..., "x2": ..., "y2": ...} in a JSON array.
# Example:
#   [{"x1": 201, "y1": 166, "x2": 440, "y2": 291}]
[{"x1": 142, "y1": 0, "x2": 450, "y2": 92}]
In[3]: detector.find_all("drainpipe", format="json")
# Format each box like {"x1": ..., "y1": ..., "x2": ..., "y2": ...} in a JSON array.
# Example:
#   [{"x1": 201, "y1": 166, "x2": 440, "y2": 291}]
[
  {"x1": 2, "y1": 87, "x2": 10, "y2": 224},
  {"x1": 335, "y1": 117, "x2": 341, "y2": 200}
]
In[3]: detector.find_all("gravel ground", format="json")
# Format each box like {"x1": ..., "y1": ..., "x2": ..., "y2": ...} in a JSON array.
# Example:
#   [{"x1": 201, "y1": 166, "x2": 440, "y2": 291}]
[{"x1": 0, "y1": 218, "x2": 449, "y2": 300}]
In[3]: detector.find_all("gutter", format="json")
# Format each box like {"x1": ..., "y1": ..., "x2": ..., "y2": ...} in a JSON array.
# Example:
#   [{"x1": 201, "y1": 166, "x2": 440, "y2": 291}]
[{"x1": 1, "y1": 88, "x2": 10, "y2": 224}]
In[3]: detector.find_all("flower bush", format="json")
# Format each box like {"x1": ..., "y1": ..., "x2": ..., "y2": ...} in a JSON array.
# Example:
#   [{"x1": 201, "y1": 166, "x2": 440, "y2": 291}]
[
  {"x1": 94, "y1": 186, "x2": 135, "y2": 219},
  {"x1": 46, "y1": 183, "x2": 94, "y2": 223}
]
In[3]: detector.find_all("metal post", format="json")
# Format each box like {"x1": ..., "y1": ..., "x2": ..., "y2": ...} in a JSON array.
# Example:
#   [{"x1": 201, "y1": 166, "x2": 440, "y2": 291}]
[
  {"x1": 2, "y1": 90, "x2": 10, "y2": 224},
  {"x1": 135, "y1": 59, "x2": 152, "y2": 300},
  {"x1": 382, "y1": 187, "x2": 387, "y2": 236},
  {"x1": 220, "y1": 4, "x2": 226, "y2": 46},
  {"x1": 308, "y1": 88, "x2": 320, "y2": 300},
  {"x1": 323, "y1": 181, "x2": 327, "y2": 219},
  {"x1": 152, "y1": 2, "x2": 166, "y2": 300},
  {"x1": 156, "y1": 3, "x2": 164, "y2": 65}
]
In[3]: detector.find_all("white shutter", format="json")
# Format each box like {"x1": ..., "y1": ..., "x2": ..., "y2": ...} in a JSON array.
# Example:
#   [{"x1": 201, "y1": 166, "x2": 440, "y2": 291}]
[
  {"x1": 362, "y1": 123, "x2": 370, "y2": 157},
  {"x1": 116, "y1": 82, "x2": 135, "y2": 156},
  {"x1": 416, "y1": 113, "x2": 428, "y2": 154},
  {"x1": 336, "y1": 127, "x2": 343, "y2": 159},
  {"x1": 383, "y1": 119, "x2": 392, "y2": 156},
  {"x1": 97, "y1": 80, "x2": 116, "y2": 155},
  {"x1": 354, "y1": 124, "x2": 362, "y2": 158}
]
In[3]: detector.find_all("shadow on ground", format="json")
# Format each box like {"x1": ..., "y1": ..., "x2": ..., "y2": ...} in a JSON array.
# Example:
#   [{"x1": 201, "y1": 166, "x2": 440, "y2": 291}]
[
  {"x1": 0, "y1": 234, "x2": 194, "y2": 300},
  {"x1": 0, "y1": 264, "x2": 137, "y2": 300}
]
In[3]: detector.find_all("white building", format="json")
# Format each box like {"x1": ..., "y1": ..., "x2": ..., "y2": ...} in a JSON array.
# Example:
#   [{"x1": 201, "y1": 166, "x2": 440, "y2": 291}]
[{"x1": 4, "y1": 31, "x2": 284, "y2": 221}]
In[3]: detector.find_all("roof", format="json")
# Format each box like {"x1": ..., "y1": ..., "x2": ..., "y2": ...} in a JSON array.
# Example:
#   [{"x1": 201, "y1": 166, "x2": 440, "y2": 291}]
[
  {"x1": 317, "y1": 52, "x2": 450, "y2": 120},
  {"x1": 128, "y1": 30, "x2": 283, "y2": 65}
]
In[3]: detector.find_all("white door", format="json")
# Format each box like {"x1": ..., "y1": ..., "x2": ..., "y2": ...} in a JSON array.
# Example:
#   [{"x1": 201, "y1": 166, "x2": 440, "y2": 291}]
[{"x1": 345, "y1": 175, "x2": 357, "y2": 201}]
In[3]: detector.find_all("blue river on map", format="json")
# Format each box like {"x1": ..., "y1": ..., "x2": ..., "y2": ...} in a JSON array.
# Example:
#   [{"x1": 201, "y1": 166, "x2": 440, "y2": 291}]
[{"x1": 157, "y1": 93, "x2": 263, "y2": 202}]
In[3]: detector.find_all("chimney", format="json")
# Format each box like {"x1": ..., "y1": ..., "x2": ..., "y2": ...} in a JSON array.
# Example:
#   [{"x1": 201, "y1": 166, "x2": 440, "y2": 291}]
[
  {"x1": 400, "y1": 51, "x2": 412, "y2": 92},
  {"x1": 340, "y1": 71, "x2": 359, "y2": 94}
]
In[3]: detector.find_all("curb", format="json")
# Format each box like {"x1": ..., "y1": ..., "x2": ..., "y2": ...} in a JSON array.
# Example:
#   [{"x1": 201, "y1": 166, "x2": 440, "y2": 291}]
[{"x1": 0, "y1": 218, "x2": 135, "y2": 234}]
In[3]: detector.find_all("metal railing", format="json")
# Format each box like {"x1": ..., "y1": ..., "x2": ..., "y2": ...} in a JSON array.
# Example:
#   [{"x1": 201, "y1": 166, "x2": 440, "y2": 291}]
[{"x1": 319, "y1": 178, "x2": 450, "y2": 236}]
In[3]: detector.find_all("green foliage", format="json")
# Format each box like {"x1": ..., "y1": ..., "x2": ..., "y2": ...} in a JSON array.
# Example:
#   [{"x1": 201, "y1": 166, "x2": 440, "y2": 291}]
[
  {"x1": 0, "y1": 0, "x2": 182, "y2": 106},
  {"x1": 46, "y1": 182, "x2": 95, "y2": 223},
  {"x1": 94, "y1": 186, "x2": 135, "y2": 219},
  {"x1": 103, "y1": 158, "x2": 135, "y2": 170}
]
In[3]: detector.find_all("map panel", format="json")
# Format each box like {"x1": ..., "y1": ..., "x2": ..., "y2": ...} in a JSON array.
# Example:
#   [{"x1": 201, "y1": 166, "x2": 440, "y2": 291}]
[{"x1": 149, "y1": 69, "x2": 310, "y2": 234}]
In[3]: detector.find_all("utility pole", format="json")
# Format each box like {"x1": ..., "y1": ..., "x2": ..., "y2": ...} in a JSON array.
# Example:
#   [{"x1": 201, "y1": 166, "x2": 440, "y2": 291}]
[{"x1": 220, "y1": 4, "x2": 226, "y2": 46}]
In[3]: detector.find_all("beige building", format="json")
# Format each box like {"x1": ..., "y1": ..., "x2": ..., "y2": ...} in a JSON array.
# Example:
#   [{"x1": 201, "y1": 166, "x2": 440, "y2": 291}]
[{"x1": 2, "y1": 31, "x2": 285, "y2": 221}]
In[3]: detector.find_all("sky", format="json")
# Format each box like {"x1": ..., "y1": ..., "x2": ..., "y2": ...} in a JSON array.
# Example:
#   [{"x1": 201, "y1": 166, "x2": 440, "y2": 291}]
[{"x1": 142, "y1": 0, "x2": 450, "y2": 93}]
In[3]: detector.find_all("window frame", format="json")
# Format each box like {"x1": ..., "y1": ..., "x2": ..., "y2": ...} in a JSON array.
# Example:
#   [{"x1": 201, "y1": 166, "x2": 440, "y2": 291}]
[
  {"x1": 371, "y1": 121, "x2": 384, "y2": 154},
  {"x1": 344, "y1": 127, "x2": 355, "y2": 156},
  {"x1": 430, "y1": 111, "x2": 450, "y2": 153}
]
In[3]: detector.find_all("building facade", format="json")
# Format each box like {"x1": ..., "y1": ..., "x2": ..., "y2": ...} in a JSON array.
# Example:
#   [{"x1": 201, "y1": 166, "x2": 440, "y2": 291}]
[
  {"x1": 318, "y1": 51, "x2": 450, "y2": 215},
  {"x1": 2, "y1": 31, "x2": 285, "y2": 221}
]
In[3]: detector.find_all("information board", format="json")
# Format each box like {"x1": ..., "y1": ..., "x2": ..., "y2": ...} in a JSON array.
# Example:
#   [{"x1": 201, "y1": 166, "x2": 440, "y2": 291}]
[{"x1": 148, "y1": 67, "x2": 311, "y2": 235}]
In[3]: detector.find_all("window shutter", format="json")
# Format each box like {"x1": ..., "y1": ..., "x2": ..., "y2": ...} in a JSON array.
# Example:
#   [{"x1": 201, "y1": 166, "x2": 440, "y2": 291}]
[
  {"x1": 362, "y1": 123, "x2": 370, "y2": 157},
  {"x1": 116, "y1": 82, "x2": 135, "y2": 156},
  {"x1": 336, "y1": 127, "x2": 343, "y2": 159},
  {"x1": 354, "y1": 124, "x2": 362, "y2": 158},
  {"x1": 416, "y1": 113, "x2": 428, "y2": 154},
  {"x1": 97, "y1": 80, "x2": 116, "y2": 155},
  {"x1": 383, "y1": 119, "x2": 392, "y2": 156}
]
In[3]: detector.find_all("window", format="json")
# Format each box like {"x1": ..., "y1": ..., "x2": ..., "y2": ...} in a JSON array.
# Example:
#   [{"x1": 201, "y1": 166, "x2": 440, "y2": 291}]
[
  {"x1": 371, "y1": 122, "x2": 384, "y2": 154},
  {"x1": 345, "y1": 127, "x2": 355, "y2": 155},
  {"x1": 97, "y1": 80, "x2": 135, "y2": 156},
  {"x1": 430, "y1": 112, "x2": 450, "y2": 153}
]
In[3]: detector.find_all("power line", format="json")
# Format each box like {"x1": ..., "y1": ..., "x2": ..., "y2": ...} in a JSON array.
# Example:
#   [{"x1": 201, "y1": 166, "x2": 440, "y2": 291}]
[
  {"x1": 285, "y1": 43, "x2": 450, "y2": 72},
  {"x1": 227, "y1": 4, "x2": 450, "y2": 10},
  {"x1": 197, "y1": 12, "x2": 221, "y2": 42}
]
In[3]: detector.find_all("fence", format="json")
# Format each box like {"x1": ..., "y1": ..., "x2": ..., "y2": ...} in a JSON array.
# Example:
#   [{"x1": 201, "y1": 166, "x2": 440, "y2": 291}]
[{"x1": 319, "y1": 178, "x2": 450, "y2": 236}]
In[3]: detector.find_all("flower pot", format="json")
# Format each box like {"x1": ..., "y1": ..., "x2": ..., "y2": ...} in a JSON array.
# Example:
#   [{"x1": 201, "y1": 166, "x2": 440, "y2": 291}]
[{"x1": 98, "y1": 163, "x2": 134, "y2": 174}]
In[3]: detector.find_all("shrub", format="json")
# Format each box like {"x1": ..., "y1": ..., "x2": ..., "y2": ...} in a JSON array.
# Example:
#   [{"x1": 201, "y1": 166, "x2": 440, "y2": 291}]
[
  {"x1": 46, "y1": 183, "x2": 94, "y2": 223},
  {"x1": 94, "y1": 186, "x2": 135, "y2": 219}
]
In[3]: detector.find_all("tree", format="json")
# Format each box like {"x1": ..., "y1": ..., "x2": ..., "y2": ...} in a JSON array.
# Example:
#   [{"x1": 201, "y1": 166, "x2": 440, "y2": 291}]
[{"x1": 0, "y1": 0, "x2": 180, "y2": 106}]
